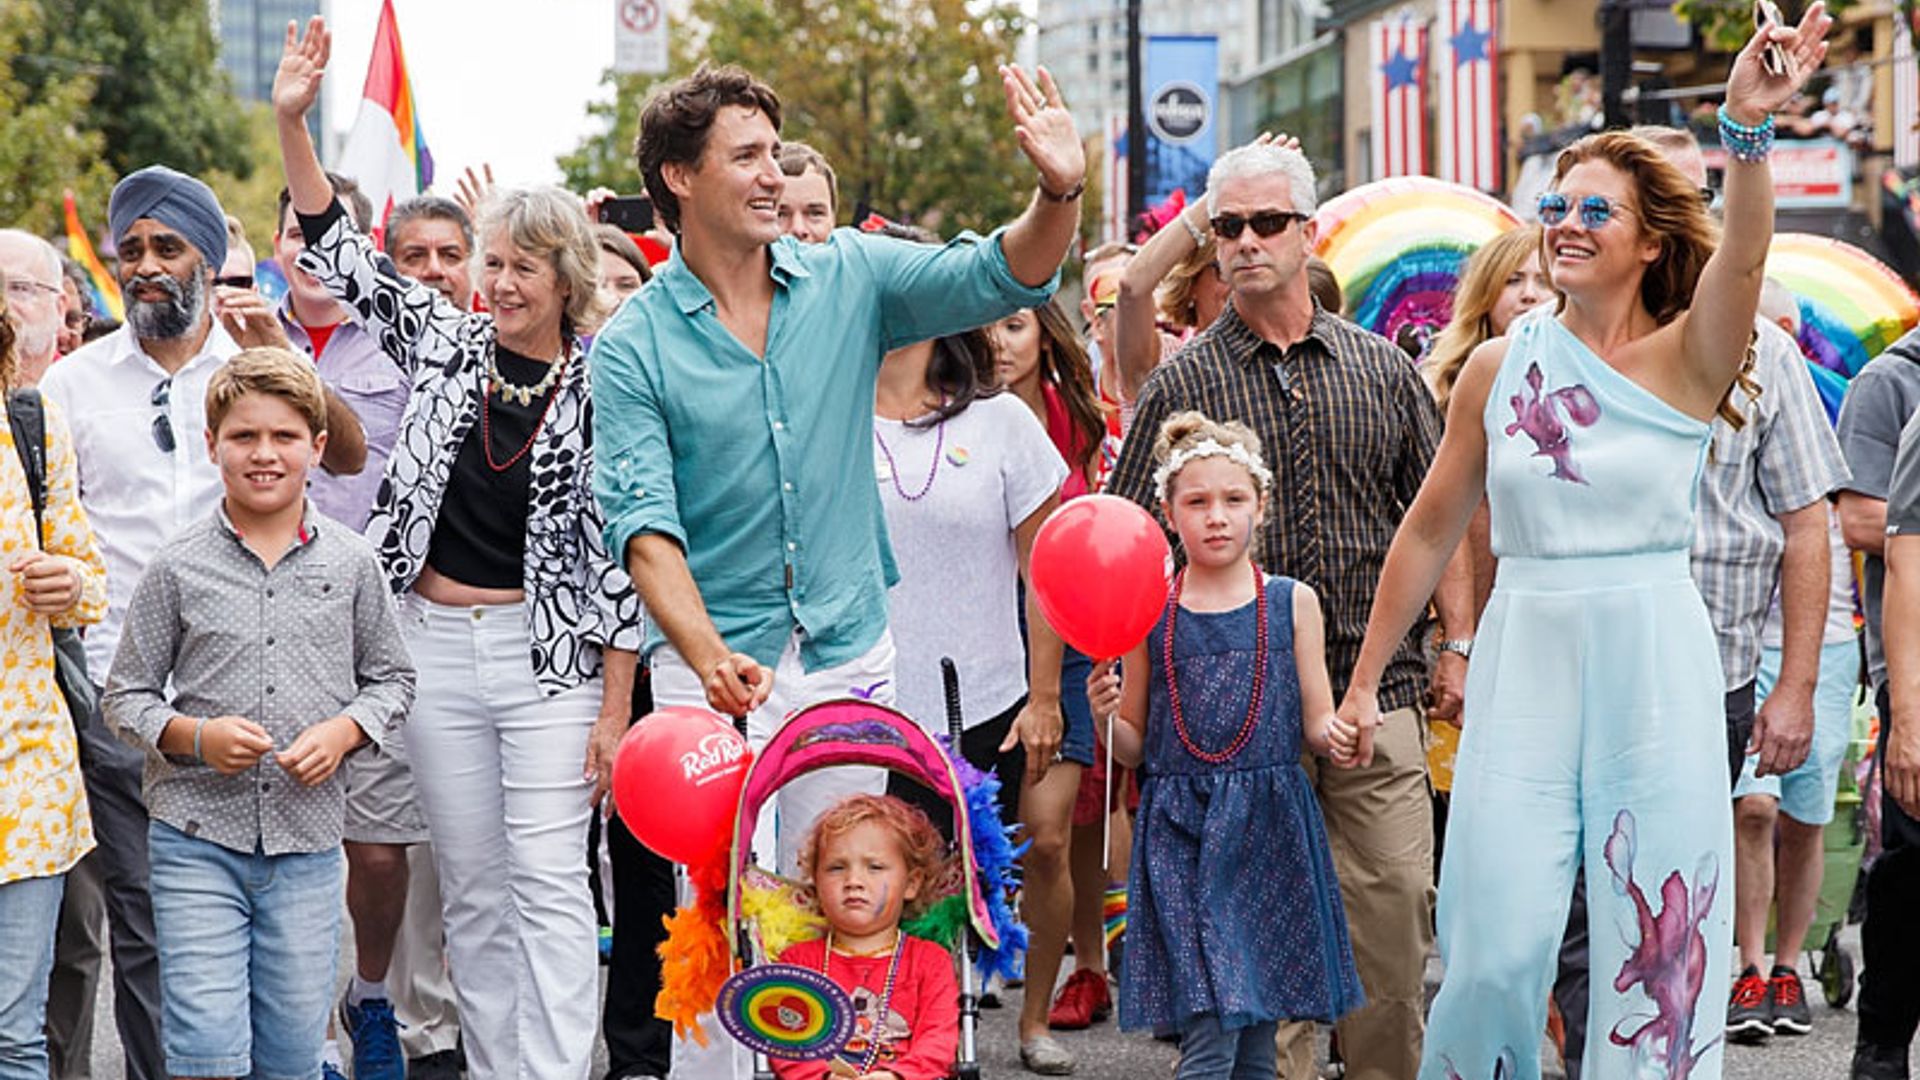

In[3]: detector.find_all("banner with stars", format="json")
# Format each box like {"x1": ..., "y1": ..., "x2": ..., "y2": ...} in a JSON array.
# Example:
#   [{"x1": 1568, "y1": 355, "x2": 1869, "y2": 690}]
[
  {"x1": 1434, "y1": 0, "x2": 1500, "y2": 192},
  {"x1": 1371, "y1": 14, "x2": 1429, "y2": 179}
]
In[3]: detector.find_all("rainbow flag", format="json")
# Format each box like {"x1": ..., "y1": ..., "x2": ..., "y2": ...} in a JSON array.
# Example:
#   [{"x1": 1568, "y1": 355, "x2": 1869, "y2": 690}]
[
  {"x1": 62, "y1": 190, "x2": 124, "y2": 323},
  {"x1": 334, "y1": 0, "x2": 433, "y2": 243}
]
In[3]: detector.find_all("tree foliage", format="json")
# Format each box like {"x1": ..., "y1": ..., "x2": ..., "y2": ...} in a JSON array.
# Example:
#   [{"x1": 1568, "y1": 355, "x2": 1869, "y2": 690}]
[
  {"x1": 11, "y1": 0, "x2": 252, "y2": 181},
  {"x1": 0, "y1": 2, "x2": 115, "y2": 237},
  {"x1": 558, "y1": 0, "x2": 1038, "y2": 236},
  {"x1": 1671, "y1": 0, "x2": 1865, "y2": 54}
]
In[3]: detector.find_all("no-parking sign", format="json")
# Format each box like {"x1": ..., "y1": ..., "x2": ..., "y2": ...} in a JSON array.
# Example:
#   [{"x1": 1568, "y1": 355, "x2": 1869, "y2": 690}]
[{"x1": 615, "y1": 0, "x2": 668, "y2": 75}]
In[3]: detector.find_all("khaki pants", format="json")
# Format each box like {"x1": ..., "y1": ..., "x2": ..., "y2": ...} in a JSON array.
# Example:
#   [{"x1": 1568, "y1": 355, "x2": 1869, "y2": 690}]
[{"x1": 1276, "y1": 706, "x2": 1434, "y2": 1080}]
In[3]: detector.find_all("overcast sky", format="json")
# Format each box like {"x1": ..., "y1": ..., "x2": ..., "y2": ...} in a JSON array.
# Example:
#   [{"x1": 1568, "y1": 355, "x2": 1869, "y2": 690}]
[{"x1": 321, "y1": 0, "x2": 626, "y2": 191}]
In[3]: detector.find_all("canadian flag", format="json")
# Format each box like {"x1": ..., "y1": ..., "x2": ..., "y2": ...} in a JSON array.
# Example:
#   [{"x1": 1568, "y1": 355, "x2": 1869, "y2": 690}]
[
  {"x1": 1435, "y1": 0, "x2": 1500, "y2": 192},
  {"x1": 1371, "y1": 15, "x2": 1429, "y2": 179}
]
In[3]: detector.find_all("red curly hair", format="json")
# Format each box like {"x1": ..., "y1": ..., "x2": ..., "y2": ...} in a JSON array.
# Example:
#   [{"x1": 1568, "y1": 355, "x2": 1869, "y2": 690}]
[{"x1": 797, "y1": 795, "x2": 951, "y2": 920}]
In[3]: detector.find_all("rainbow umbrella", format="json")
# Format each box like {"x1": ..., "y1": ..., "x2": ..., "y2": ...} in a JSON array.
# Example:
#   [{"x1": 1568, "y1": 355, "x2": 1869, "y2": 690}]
[
  {"x1": 1764, "y1": 233, "x2": 1920, "y2": 422},
  {"x1": 1311, "y1": 176, "x2": 1521, "y2": 349}
]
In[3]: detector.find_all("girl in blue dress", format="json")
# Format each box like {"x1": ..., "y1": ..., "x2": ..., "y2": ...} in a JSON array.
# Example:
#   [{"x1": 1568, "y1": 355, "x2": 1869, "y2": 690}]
[
  {"x1": 1089, "y1": 411, "x2": 1364, "y2": 1079},
  {"x1": 1336, "y1": 9, "x2": 1833, "y2": 1078}
]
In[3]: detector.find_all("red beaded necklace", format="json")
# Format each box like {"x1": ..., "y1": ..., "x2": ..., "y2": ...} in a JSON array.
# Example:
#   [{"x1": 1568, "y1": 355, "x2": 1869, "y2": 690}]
[
  {"x1": 481, "y1": 353, "x2": 567, "y2": 473},
  {"x1": 1162, "y1": 562, "x2": 1268, "y2": 764}
]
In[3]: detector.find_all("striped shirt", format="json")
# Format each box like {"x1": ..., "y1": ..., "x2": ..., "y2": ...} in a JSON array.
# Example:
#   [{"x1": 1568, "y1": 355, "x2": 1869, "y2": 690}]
[
  {"x1": 1108, "y1": 302, "x2": 1442, "y2": 712},
  {"x1": 1689, "y1": 320, "x2": 1850, "y2": 689}
]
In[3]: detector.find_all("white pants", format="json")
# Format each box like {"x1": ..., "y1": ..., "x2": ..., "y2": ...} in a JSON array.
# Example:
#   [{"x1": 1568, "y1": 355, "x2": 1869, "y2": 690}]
[
  {"x1": 651, "y1": 629, "x2": 894, "y2": 1080},
  {"x1": 401, "y1": 597, "x2": 600, "y2": 1080}
]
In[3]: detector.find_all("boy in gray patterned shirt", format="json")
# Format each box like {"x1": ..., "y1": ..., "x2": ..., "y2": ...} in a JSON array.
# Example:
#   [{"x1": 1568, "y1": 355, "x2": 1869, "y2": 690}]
[{"x1": 105, "y1": 347, "x2": 414, "y2": 1080}]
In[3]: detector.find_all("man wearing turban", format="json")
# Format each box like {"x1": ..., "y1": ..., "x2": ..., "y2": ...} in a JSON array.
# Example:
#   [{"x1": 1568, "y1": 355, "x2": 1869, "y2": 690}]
[{"x1": 40, "y1": 165, "x2": 243, "y2": 1080}]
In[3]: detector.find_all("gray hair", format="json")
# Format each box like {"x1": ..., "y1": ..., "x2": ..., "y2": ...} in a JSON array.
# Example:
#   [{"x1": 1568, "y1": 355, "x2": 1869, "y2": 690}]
[
  {"x1": 384, "y1": 196, "x2": 474, "y2": 258},
  {"x1": 0, "y1": 229, "x2": 63, "y2": 284},
  {"x1": 475, "y1": 186, "x2": 608, "y2": 338},
  {"x1": 1758, "y1": 277, "x2": 1802, "y2": 336},
  {"x1": 1206, "y1": 142, "x2": 1318, "y2": 217}
]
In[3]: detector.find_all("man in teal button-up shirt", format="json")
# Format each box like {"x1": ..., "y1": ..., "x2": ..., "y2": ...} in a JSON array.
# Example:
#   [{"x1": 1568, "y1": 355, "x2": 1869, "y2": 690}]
[{"x1": 590, "y1": 61, "x2": 1083, "y2": 874}]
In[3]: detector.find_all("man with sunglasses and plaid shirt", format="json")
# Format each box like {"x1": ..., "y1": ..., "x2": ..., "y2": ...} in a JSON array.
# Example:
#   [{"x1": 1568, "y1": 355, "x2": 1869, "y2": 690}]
[{"x1": 1109, "y1": 137, "x2": 1470, "y2": 1080}]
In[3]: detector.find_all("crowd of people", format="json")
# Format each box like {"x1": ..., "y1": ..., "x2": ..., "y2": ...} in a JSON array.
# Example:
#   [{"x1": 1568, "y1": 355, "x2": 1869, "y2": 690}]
[{"x1": 1, "y1": 6, "x2": 1919, "y2": 1080}]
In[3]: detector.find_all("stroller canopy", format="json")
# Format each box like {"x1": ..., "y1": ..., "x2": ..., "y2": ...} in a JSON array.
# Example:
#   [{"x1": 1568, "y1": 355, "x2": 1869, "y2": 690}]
[{"x1": 726, "y1": 699, "x2": 1002, "y2": 952}]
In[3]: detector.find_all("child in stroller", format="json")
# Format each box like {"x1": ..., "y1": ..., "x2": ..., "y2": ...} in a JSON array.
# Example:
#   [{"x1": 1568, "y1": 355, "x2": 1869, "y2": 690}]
[{"x1": 773, "y1": 794, "x2": 960, "y2": 1079}]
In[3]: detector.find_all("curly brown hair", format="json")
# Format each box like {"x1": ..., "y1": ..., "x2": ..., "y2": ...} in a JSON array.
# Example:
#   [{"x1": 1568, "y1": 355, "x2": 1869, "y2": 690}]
[
  {"x1": 636, "y1": 64, "x2": 783, "y2": 235},
  {"x1": 797, "y1": 795, "x2": 951, "y2": 921}
]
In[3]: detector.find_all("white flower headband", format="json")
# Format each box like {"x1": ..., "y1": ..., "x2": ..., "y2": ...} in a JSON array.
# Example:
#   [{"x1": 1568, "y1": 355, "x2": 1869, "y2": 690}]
[{"x1": 1151, "y1": 437, "x2": 1275, "y2": 502}]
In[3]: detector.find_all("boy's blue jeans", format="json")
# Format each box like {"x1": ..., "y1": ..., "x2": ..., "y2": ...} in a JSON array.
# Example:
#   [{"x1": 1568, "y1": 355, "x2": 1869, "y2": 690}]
[
  {"x1": 148, "y1": 821, "x2": 343, "y2": 1080},
  {"x1": 0, "y1": 873, "x2": 65, "y2": 1080},
  {"x1": 1176, "y1": 1015, "x2": 1278, "y2": 1080}
]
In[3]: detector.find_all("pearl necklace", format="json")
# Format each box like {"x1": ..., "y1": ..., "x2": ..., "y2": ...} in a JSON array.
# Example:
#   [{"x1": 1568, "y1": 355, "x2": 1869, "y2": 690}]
[
  {"x1": 487, "y1": 349, "x2": 566, "y2": 406},
  {"x1": 1162, "y1": 563, "x2": 1268, "y2": 764},
  {"x1": 821, "y1": 928, "x2": 904, "y2": 1075}
]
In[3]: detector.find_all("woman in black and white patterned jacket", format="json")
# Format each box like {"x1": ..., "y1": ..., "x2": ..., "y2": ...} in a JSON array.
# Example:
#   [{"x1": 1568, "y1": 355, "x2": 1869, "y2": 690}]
[{"x1": 276, "y1": 25, "x2": 641, "y2": 1080}]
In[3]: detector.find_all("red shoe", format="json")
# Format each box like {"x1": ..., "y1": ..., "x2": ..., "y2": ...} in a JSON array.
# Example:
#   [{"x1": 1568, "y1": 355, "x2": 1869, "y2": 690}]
[{"x1": 1047, "y1": 968, "x2": 1113, "y2": 1030}]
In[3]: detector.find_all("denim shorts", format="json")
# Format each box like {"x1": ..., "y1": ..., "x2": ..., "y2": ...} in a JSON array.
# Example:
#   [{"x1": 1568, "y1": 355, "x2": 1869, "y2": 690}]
[
  {"x1": 1732, "y1": 639, "x2": 1861, "y2": 826},
  {"x1": 1057, "y1": 645, "x2": 1098, "y2": 768},
  {"x1": 148, "y1": 821, "x2": 343, "y2": 1080}
]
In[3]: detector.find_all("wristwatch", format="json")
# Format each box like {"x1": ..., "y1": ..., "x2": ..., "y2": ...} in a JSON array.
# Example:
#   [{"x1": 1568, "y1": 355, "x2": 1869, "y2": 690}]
[
  {"x1": 1039, "y1": 176, "x2": 1086, "y2": 203},
  {"x1": 1437, "y1": 638, "x2": 1473, "y2": 659}
]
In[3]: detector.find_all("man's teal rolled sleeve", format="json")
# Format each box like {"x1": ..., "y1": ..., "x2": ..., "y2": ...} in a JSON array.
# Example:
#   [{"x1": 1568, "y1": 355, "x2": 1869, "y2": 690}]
[
  {"x1": 592, "y1": 339, "x2": 685, "y2": 561},
  {"x1": 590, "y1": 226, "x2": 1057, "y2": 671}
]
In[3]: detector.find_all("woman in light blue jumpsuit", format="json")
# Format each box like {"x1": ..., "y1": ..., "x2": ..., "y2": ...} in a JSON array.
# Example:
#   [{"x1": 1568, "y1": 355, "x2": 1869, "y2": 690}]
[{"x1": 1336, "y1": 11, "x2": 1833, "y2": 1078}]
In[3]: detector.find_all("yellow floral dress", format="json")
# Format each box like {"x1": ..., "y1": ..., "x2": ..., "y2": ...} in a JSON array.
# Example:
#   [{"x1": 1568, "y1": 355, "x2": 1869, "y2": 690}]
[{"x1": 0, "y1": 397, "x2": 108, "y2": 885}]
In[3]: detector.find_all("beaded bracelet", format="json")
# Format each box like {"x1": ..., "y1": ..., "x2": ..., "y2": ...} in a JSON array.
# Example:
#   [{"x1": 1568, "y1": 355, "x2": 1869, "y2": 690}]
[{"x1": 1718, "y1": 104, "x2": 1776, "y2": 163}]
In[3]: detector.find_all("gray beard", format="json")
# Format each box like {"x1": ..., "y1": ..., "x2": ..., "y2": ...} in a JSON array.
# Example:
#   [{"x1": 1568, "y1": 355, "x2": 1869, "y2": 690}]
[
  {"x1": 126, "y1": 271, "x2": 206, "y2": 342},
  {"x1": 14, "y1": 320, "x2": 56, "y2": 364}
]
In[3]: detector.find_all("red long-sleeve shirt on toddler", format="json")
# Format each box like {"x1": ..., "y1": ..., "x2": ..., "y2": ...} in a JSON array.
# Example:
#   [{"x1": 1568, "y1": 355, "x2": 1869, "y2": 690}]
[{"x1": 769, "y1": 935, "x2": 958, "y2": 1080}]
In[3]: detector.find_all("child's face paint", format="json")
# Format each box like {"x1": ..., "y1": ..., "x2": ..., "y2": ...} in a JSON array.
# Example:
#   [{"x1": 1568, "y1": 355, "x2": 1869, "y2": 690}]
[
  {"x1": 813, "y1": 821, "x2": 915, "y2": 951},
  {"x1": 1164, "y1": 456, "x2": 1265, "y2": 571}
]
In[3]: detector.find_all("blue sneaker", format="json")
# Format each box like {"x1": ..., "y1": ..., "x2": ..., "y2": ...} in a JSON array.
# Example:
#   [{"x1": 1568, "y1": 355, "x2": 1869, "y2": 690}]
[
  {"x1": 323, "y1": 1063, "x2": 348, "y2": 1080},
  {"x1": 339, "y1": 995, "x2": 405, "y2": 1080}
]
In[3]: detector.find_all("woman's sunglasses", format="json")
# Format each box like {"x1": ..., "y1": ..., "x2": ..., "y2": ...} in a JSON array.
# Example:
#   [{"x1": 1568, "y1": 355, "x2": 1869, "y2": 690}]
[
  {"x1": 1536, "y1": 192, "x2": 1635, "y2": 230},
  {"x1": 1210, "y1": 210, "x2": 1310, "y2": 240}
]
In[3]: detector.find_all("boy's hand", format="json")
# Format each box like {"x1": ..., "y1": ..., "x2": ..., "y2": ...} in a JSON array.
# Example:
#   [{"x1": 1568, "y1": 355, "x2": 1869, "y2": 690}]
[
  {"x1": 1087, "y1": 659, "x2": 1122, "y2": 718},
  {"x1": 10, "y1": 553, "x2": 81, "y2": 614},
  {"x1": 276, "y1": 714, "x2": 366, "y2": 786},
  {"x1": 202, "y1": 716, "x2": 275, "y2": 774}
]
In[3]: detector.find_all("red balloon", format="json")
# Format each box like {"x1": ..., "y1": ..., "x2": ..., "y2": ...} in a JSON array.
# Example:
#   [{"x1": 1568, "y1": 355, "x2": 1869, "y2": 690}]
[
  {"x1": 612, "y1": 706, "x2": 753, "y2": 864},
  {"x1": 1029, "y1": 494, "x2": 1172, "y2": 659}
]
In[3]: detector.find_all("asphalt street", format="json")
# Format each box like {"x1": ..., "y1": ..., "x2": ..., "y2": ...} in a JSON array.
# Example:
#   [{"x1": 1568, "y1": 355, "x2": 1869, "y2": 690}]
[{"x1": 81, "y1": 922, "x2": 1909, "y2": 1078}]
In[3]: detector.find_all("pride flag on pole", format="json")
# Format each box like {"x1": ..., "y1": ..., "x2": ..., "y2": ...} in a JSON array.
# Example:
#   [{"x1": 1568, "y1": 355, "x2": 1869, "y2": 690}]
[
  {"x1": 62, "y1": 190, "x2": 124, "y2": 323},
  {"x1": 335, "y1": 0, "x2": 433, "y2": 243}
]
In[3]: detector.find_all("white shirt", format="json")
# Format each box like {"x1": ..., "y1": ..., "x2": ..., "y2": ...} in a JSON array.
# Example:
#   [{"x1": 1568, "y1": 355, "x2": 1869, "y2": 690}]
[
  {"x1": 41, "y1": 321, "x2": 238, "y2": 674},
  {"x1": 877, "y1": 393, "x2": 1068, "y2": 730}
]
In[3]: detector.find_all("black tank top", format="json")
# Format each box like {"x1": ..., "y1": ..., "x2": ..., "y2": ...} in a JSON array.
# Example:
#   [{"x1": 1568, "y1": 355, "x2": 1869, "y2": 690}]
[{"x1": 424, "y1": 346, "x2": 559, "y2": 589}]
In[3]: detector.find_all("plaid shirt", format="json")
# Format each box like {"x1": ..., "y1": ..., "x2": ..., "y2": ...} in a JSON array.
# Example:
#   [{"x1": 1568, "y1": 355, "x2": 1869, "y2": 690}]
[
  {"x1": 1108, "y1": 302, "x2": 1442, "y2": 712},
  {"x1": 1689, "y1": 321, "x2": 1850, "y2": 689}
]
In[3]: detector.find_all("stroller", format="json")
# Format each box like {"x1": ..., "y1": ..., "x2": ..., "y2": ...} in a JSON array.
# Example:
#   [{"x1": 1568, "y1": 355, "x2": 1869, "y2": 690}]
[{"x1": 681, "y1": 661, "x2": 1024, "y2": 1079}]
